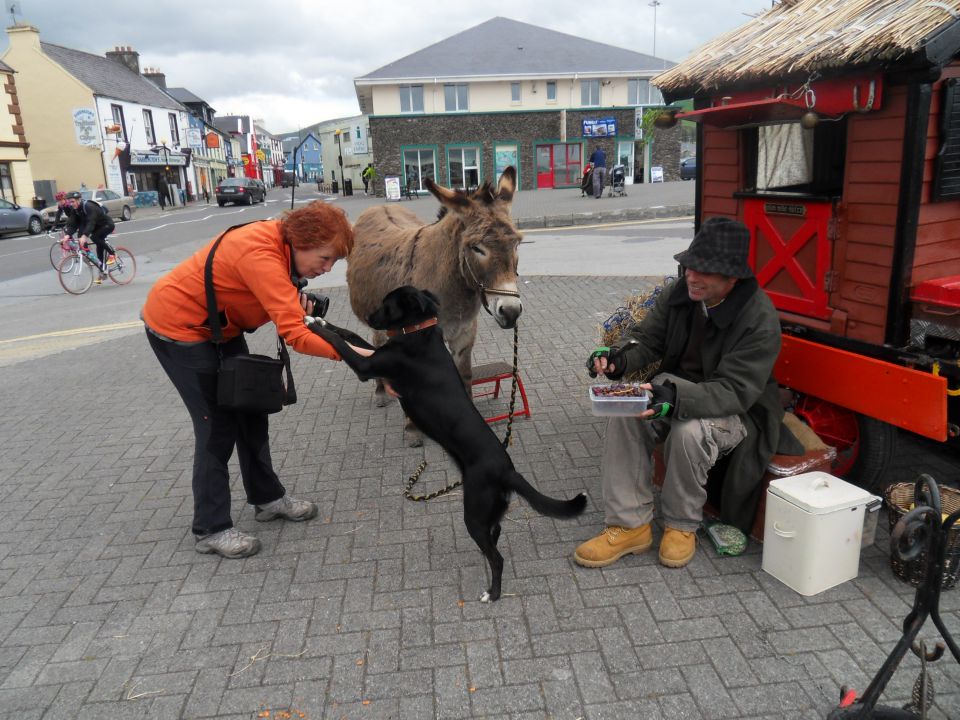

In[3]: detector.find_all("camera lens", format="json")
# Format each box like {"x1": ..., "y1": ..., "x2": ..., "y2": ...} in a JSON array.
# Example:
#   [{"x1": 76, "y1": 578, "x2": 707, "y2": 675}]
[{"x1": 308, "y1": 293, "x2": 330, "y2": 318}]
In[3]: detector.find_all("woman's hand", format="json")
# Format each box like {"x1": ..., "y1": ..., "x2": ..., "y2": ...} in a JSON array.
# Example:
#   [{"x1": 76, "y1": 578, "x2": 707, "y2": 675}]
[{"x1": 347, "y1": 343, "x2": 374, "y2": 357}]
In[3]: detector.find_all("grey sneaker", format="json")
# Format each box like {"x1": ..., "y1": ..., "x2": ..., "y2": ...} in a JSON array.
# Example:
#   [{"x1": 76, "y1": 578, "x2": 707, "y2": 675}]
[
  {"x1": 195, "y1": 528, "x2": 261, "y2": 558},
  {"x1": 254, "y1": 494, "x2": 318, "y2": 522}
]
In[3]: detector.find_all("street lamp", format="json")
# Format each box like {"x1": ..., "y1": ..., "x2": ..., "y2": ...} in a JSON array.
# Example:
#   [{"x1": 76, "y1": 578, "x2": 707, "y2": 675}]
[
  {"x1": 334, "y1": 128, "x2": 344, "y2": 196},
  {"x1": 649, "y1": 0, "x2": 661, "y2": 59}
]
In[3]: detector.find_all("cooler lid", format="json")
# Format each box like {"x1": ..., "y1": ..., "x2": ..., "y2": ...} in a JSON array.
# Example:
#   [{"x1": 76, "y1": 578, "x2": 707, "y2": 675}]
[{"x1": 768, "y1": 471, "x2": 873, "y2": 514}]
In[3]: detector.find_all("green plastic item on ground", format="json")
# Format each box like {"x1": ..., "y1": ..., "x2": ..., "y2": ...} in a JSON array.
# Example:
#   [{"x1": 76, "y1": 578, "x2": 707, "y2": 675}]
[{"x1": 703, "y1": 522, "x2": 748, "y2": 556}]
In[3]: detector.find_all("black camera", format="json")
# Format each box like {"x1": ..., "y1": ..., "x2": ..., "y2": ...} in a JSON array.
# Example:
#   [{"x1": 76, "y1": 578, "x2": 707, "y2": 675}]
[{"x1": 304, "y1": 292, "x2": 330, "y2": 319}]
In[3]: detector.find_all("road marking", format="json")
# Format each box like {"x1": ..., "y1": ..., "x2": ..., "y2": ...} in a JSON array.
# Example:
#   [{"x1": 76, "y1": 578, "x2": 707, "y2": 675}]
[
  {"x1": 522, "y1": 216, "x2": 694, "y2": 233},
  {"x1": 113, "y1": 209, "x2": 248, "y2": 236},
  {"x1": 0, "y1": 319, "x2": 143, "y2": 345}
]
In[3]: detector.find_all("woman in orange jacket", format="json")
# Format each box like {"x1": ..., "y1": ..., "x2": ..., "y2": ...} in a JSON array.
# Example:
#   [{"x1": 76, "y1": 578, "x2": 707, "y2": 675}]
[{"x1": 143, "y1": 201, "x2": 369, "y2": 559}]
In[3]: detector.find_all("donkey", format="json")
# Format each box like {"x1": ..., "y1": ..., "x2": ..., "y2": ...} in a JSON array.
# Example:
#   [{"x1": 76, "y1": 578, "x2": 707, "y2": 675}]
[{"x1": 346, "y1": 167, "x2": 524, "y2": 414}]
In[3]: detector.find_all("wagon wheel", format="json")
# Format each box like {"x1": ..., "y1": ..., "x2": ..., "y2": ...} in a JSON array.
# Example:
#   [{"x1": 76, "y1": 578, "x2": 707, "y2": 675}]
[{"x1": 793, "y1": 394, "x2": 897, "y2": 492}]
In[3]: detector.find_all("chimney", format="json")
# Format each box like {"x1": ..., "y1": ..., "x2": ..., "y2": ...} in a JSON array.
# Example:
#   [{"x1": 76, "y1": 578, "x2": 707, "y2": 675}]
[
  {"x1": 105, "y1": 45, "x2": 140, "y2": 75},
  {"x1": 5, "y1": 24, "x2": 41, "y2": 51},
  {"x1": 143, "y1": 67, "x2": 166, "y2": 90}
]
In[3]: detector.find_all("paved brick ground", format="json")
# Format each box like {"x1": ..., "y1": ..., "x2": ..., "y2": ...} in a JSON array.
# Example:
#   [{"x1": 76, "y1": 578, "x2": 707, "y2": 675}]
[{"x1": 1, "y1": 276, "x2": 957, "y2": 719}]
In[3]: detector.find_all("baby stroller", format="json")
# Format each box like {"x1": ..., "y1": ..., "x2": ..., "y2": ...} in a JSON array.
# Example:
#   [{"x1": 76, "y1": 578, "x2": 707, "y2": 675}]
[
  {"x1": 609, "y1": 164, "x2": 627, "y2": 197},
  {"x1": 580, "y1": 162, "x2": 594, "y2": 197}
]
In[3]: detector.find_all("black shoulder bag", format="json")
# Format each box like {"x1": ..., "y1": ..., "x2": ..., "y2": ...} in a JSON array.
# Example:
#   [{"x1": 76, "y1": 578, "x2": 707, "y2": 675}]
[{"x1": 204, "y1": 223, "x2": 297, "y2": 414}]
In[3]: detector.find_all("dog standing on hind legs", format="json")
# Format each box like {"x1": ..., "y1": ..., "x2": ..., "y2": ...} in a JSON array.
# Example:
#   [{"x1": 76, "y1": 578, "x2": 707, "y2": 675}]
[{"x1": 307, "y1": 286, "x2": 587, "y2": 602}]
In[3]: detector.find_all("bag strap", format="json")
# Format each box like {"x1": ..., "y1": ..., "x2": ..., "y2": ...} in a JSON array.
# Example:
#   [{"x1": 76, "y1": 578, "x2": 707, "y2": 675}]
[{"x1": 203, "y1": 221, "x2": 298, "y2": 404}]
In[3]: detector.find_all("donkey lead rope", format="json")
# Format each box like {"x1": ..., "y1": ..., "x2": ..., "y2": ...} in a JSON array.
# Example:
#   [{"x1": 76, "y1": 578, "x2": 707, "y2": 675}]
[{"x1": 404, "y1": 324, "x2": 521, "y2": 501}]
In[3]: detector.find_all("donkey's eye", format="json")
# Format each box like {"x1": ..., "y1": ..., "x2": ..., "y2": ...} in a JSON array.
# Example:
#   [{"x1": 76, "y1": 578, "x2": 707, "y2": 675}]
[{"x1": 471, "y1": 244, "x2": 487, "y2": 256}]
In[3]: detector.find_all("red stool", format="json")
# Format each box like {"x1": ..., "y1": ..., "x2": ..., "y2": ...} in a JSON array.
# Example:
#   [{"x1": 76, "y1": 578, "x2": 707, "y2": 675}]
[{"x1": 471, "y1": 361, "x2": 531, "y2": 424}]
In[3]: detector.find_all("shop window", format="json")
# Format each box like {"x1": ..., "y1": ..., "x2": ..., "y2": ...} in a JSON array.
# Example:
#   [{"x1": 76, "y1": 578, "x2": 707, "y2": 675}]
[
  {"x1": 403, "y1": 147, "x2": 435, "y2": 191},
  {"x1": 741, "y1": 119, "x2": 846, "y2": 196},
  {"x1": 546, "y1": 81, "x2": 557, "y2": 102},
  {"x1": 444, "y1": 83, "x2": 469, "y2": 112},
  {"x1": 400, "y1": 85, "x2": 424, "y2": 113},
  {"x1": 0, "y1": 163, "x2": 11, "y2": 202},
  {"x1": 581, "y1": 79, "x2": 600, "y2": 107},
  {"x1": 447, "y1": 146, "x2": 480, "y2": 188},
  {"x1": 933, "y1": 77, "x2": 960, "y2": 201}
]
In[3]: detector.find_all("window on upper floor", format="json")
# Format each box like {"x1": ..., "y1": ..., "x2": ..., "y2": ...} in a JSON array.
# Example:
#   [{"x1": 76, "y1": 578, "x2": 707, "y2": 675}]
[
  {"x1": 510, "y1": 82, "x2": 521, "y2": 104},
  {"x1": 546, "y1": 81, "x2": 557, "y2": 102},
  {"x1": 110, "y1": 104, "x2": 127, "y2": 141},
  {"x1": 581, "y1": 80, "x2": 600, "y2": 107},
  {"x1": 142, "y1": 110, "x2": 155, "y2": 145},
  {"x1": 168, "y1": 113, "x2": 180, "y2": 145},
  {"x1": 627, "y1": 79, "x2": 664, "y2": 106},
  {"x1": 400, "y1": 85, "x2": 424, "y2": 113},
  {"x1": 444, "y1": 83, "x2": 468, "y2": 112}
]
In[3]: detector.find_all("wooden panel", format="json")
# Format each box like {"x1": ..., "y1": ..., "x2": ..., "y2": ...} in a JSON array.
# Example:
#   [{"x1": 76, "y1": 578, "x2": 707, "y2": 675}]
[
  {"x1": 916, "y1": 199, "x2": 960, "y2": 224},
  {"x1": 845, "y1": 203, "x2": 898, "y2": 226},
  {"x1": 915, "y1": 217, "x2": 960, "y2": 243},
  {"x1": 703, "y1": 164, "x2": 739, "y2": 182},
  {"x1": 845, "y1": 223, "x2": 896, "y2": 246},
  {"x1": 845, "y1": 242, "x2": 894, "y2": 265},
  {"x1": 835, "y1": 294, "x2": 889, "y2": 326},
  {"x1": 844, "y1": 316, "x2": 885, "y2": 344},
  {"x1": 707, "y1": 148, "x2": 739, "y2": 166},
  {"x1": 846, "y1": 116, "x2": 907, "y2": 141},
  {"x1": 845, "y1": 161, "x2": 902, "y2": 184},
  {"x1": 844, "y1": 261, "x2": 892, "y2": 286},
  {"x1": 847, "y1": 139, "x2": 904, "y2": 163},
  {"x1": 702, "y1": 196, "x2": 739, "y2": 216},
  {"x1": 703, "y1": 127, "x2": 738, "y2": 149},
  {"x1": 845, "y1": 183, "x2": 901, "y2": 205}
]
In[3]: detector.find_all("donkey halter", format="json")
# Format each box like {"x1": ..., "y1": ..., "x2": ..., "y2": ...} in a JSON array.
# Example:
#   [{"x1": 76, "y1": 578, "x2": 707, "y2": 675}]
[{"x1": 460, "y1": 249, "x2": 521, "y2": 316}]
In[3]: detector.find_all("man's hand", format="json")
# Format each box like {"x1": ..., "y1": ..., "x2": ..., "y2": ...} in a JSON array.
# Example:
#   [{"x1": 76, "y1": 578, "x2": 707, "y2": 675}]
[
  {"x1": 586, "y1": 346, "x2": 626, "y2": 380},
  {"x1": 647, "y1": 382, "x2": 676, "y2": 419}
]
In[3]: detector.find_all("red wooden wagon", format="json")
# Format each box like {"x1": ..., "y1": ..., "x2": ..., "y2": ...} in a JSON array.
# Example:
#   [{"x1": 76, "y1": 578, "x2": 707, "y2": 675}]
[{"x1": 654, "y1": 0, "x2": 960, "y2": 489}]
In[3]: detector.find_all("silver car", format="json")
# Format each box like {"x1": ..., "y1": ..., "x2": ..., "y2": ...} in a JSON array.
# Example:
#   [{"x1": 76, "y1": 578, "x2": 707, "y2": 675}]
[
  {"x1": 41, "y1": 188, "x2": 135, "y2": 227},
  {"x1": 0, "y1": 197, "x2": 44, "y2": 235}
]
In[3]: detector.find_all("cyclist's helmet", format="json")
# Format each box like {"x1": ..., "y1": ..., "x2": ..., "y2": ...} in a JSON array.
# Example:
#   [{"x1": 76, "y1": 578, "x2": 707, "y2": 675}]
[
  {"x1": 55, "y1": 191, "x2": 67, "y2": 204},
  {"x1": 65, "y1": 191, "x2": 83, "y2": 200}
]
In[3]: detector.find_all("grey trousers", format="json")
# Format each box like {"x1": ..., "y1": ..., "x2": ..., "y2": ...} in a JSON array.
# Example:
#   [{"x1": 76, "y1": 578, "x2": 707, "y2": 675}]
[
  {"x1": 592, "y1": 166, "x2": 607, "y2": 197},
  {"x1": 599, "y1": 377, "x2": 746, "y2": 532}
]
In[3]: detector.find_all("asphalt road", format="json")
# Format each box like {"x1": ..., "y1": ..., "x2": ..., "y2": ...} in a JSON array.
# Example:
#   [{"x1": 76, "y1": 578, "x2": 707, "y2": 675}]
[{"x1": 0, "y1": 188, "x2": 694, "y2": 365}]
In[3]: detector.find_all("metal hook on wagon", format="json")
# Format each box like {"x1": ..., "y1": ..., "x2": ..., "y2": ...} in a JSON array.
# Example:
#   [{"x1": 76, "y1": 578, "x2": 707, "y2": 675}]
[
  {"x1": 932, "y1": 360, "x2": 960, "y2": 397},
  {"x1": 852, "y1": 80, "x2": 876, "y2": 113}
]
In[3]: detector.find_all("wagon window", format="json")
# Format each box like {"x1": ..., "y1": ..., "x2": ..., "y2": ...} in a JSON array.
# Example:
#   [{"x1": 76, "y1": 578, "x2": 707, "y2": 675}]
[
  {"x1": 741, "y1": 119, "x2": 846, "y2": 196},
  {"x1": 933, "y1": 77, "x2": 960, "y2": 201}
]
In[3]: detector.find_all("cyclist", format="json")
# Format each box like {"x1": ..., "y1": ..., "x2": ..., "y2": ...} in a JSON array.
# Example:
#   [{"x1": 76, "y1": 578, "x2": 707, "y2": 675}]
[
  {"x1": 63, "y1": 191, "x2": 116, "y2": 283},
  {"x1": 51, "y1": 191, "x2": 75, "y2": 228}
]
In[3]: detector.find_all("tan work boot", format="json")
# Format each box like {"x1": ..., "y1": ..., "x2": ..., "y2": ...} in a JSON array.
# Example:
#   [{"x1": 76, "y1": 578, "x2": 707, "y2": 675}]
[
  {"x1": 574, "y1": 524, "x2": 652, "y2": 567},
  {"x1": 659, "y1": 527, "x2": 697, "y2": 568}
]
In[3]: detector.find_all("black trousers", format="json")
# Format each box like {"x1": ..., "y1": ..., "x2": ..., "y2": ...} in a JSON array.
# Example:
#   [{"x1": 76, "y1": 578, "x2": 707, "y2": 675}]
[
  {"x1": 146, "y1": 331, "x2": 285, "y2": 536},
  {"x1": 90, "y1": 225, "x2": 114, "y2": 266}
]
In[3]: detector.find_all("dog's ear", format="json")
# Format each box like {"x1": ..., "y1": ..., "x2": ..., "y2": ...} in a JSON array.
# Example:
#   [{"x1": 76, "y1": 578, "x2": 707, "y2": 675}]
[{"x1": 420, "y1": 289, "x2": 440, "y2": 314}]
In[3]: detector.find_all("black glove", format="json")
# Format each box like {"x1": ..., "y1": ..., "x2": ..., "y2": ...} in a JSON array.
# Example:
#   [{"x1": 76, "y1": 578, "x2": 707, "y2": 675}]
[
  {"x1": 648, "y1": 382, "x2": 676, "y2": 418},
  {"x1": 303, "y1": 292, "x2": 330, "y2": 319},
  {"x1": 585, "y1": 345, "x2": 626, "y2": 380}
]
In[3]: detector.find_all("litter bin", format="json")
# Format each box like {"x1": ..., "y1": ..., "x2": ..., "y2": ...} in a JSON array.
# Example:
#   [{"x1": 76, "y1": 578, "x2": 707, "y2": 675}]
[
  {"x1": 331, "y1": 180, "x2": 339, "y2": 194},
  {"x1": 344, "y1": 178, "x2": 353, "y2": 196}
]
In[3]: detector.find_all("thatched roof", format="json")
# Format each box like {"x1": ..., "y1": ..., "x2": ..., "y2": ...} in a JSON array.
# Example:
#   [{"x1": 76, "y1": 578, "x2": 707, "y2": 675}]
[{"x1": 655, "y1": 0, "x2": 960, "y2": 100}]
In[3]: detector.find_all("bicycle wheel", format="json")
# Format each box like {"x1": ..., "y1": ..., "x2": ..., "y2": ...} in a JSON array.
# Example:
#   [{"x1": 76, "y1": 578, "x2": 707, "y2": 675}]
[
  {"x1": 107, "y1": 247, "x2": 136, "y2": 285},
  {"x1": 58, "y1": 255, "x2": 94, "y2": 294}
]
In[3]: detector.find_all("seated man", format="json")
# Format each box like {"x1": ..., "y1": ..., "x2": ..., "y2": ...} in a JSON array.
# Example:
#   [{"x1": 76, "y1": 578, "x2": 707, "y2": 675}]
[{"x1": 576, "y1": 217, "x2": 787, "y2": 569}]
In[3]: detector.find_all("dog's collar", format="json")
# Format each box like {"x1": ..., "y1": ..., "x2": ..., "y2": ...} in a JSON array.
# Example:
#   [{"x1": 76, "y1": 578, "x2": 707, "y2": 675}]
[{"x1": 386, "y1": 317, "x2": 438, "y2": 337}]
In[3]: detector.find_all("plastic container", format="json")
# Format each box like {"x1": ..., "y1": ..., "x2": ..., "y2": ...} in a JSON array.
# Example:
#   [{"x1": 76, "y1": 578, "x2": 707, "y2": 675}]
[
  {"x1": 761, "y1": 471, "x2": 874, "y2": 595},
  {"x1": 589, "y1": 384, "x2": 649, "y2": 416}
]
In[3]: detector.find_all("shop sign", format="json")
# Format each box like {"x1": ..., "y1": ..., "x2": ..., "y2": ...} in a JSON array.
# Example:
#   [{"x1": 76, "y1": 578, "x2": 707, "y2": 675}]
[
  {"x1": 205, "y1": 132, "x2": 221, "y2": 148},
  {"x1": 583, "y1": 117, "x2": 617, "y2": 138},
  {"x1": 73, "y1": 108, "x2": 99, "y2": 146},
  {"x1": 130, "y1": 151, "x2": 187, "y2": 166},
  {"x1": 764, "y1": 202, "x2": 806, "y2": 217},
  {"x1": 384, "y1": 176, "x2": 401, "y2": 201},
  {"x1": 256, "y1": 149, "x2": 266, "y2": 161},
  {"x1": 186, "y1": 127, "x2": 203, "y2": 149}
]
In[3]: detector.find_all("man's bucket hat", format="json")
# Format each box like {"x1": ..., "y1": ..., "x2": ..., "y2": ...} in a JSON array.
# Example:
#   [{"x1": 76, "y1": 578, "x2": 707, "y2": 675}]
[{"x1": 673, "y1": 216, "x2": 753, "y2": 278}]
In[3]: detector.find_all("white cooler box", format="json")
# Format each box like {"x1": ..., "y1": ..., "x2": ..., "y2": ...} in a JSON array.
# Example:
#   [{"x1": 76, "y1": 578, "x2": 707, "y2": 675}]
[{"x1": 762, "y1": 471, "x2": 874, "y2": 596}]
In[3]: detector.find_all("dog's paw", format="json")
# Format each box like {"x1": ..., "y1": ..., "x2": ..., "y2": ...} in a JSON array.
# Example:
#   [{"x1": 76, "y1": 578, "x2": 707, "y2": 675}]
[
  {"x1": 374, "y1": 390, "x2": 394, "y2": 408},
  {"x1": 404, "y1": 428, "x2": 424, "y2": 448},
  {"x1": 479, "y1": 591, "x2": 491, "y2": 603}
]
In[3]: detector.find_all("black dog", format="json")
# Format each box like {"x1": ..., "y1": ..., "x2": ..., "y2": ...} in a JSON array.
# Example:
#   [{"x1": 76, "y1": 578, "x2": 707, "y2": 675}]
[{"x1": 308, "y1": 286, "x2": 587, "y2": 602}]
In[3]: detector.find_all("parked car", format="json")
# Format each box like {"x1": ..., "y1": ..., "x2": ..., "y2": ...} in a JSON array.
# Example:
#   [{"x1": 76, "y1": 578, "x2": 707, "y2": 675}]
[
  {"x1": 215, "y1": 177, "x2": 266, "y2": 206},
  {"x1": 281, "y1": 171, "x2": 299, "y2": 188},
  {"x1": 41, "y1": 188, "x2": 134, "y2": 227},
  {"x1": 0, "y1": 197, "x2": 44, "y2": 235},
  {"x1": 680, "y1": 156, "x2": 697, "y2": 181}
]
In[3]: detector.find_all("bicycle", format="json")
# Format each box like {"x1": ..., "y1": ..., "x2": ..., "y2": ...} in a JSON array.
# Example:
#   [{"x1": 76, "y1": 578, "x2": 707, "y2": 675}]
[
  {"x1": 48, "y1": 226, "x2": 79, "y2": 273},
  {"x1": 57, "y1": 236, "x2": 136, "y2": 295}
]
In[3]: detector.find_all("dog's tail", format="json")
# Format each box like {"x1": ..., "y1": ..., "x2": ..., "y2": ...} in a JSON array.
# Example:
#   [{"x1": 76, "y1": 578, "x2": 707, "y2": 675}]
[{"x1": 507, "y1": 472, "x2": 587, "y2": 519}]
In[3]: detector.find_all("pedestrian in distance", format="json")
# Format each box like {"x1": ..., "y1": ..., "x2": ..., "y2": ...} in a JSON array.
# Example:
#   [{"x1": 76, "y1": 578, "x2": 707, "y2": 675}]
[
  {"x1": 202, "y1": 185, "x2": 210, "y2": 204},
  {"x1": 142, "y1": 202, "x2": 374, "y2": 559},
  {"x1": 589, "y1": 146, "x2": 607, "y2": 199},
  {"x1": 157, "y1": 176, "x2": 169, "y2": 211},
  {"x1": 576, "y1": 217, "x2": 802, "y2": 570},
  {"x1": 362, "y1": 163, "x2": 376, "y2": 195}
]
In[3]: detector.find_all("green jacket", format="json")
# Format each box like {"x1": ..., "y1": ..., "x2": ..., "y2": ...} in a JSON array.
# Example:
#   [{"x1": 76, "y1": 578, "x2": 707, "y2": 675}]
[{"x1": 611, "y1": 277, "x2": 795, "y2": 531}]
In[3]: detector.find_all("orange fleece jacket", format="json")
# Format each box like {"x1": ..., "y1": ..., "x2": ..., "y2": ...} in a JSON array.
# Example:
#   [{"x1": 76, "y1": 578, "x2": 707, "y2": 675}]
[{"x1": 142, "y1": 221, "x2": 339, "y2": 360}]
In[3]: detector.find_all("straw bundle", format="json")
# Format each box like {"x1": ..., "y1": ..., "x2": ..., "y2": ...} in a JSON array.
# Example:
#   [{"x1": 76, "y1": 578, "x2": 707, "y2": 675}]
[
  {"x1": 655, "y1": 0, "x2": 960, "y2": 96},
  {"x1": 597, "y1": 286, "x2": 667, "y2": 383}
]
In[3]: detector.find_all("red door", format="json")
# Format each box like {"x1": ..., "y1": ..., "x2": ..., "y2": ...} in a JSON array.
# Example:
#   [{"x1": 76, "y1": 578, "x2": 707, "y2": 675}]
[{"x1": 536, "y1": 146, "x2": 553, "y2": 188}]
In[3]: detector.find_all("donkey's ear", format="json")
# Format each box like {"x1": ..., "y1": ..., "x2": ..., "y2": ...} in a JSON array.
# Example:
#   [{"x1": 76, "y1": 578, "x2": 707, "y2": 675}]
[
  {"x1": 425, "y1": 177, "x2": 470, "y2": 211},
  {"x1": 496, "y1": 166, "x2": 516, "y2": 204}
]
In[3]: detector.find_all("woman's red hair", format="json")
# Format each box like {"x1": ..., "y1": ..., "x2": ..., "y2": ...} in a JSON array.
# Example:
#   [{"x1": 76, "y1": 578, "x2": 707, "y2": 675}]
[{"x1": 280, "y1": 201, "x2": 353, "y2": 256}]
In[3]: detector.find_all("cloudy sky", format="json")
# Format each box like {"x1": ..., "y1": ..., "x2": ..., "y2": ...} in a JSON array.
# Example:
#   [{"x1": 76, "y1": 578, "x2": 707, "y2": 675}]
[{"x1": 6, "y1": 0, "x2": 771, "y2": 132}]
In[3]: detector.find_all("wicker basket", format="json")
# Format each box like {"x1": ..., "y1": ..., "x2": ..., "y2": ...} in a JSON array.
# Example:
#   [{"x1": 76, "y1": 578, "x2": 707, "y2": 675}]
[{"x1": 884, "y1": 482, "x2": 960, "y2": 590}]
